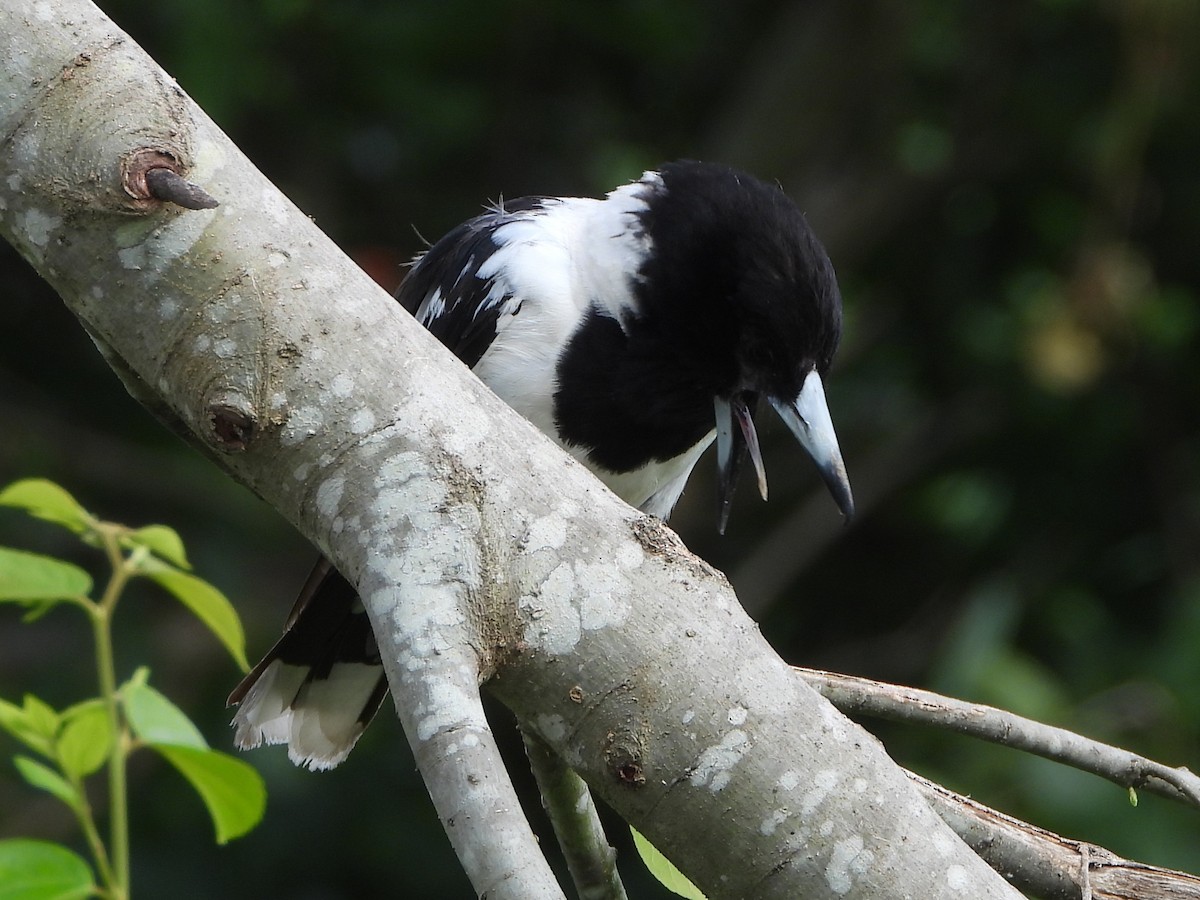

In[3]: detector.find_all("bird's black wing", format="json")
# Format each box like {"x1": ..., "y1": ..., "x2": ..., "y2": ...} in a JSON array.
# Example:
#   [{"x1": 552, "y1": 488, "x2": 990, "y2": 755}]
[{"x1": 397, "y1": 197, "x2": 549, "y2": 369}]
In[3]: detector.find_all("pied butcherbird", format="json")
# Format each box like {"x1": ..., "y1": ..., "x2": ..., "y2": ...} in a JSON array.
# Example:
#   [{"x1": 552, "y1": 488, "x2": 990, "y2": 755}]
[{"x1": 229, "y1": 160, "x2": 853, "y2": 770}]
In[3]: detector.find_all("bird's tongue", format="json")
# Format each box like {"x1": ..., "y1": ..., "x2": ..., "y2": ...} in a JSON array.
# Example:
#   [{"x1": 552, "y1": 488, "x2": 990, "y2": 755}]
[{"x1": 714, "y1": 392, "x2": 766, "y2": 534}]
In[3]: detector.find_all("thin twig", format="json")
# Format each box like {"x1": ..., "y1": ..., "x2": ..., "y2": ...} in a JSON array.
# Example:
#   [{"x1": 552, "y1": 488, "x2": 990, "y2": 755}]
[
  {"x1": 911, "y1": 771, "x2": 1200, "y2": 900},
  {"x1": 521, "y1": 728, "x2": 629, "y2": 900},
  {"x1": 795, "y1": 667, "x2": 1200, "y2": 807}
]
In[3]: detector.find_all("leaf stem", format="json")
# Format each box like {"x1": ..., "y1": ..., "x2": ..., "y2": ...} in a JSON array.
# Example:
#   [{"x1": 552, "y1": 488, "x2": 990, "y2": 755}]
[
  {"x1": 91, "y1": 525, "x2": 132, "y2": 900},
  {"x1": 70, "y1": 775, "x2": 119, "y2": 892}
]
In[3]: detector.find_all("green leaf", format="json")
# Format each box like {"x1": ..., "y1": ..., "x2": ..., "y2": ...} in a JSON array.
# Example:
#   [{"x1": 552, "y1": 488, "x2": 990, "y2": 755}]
[
  {"x1": 1128, "y1": 786, "x2": 1139, "y2": 807},
  {"x1": 0, "y1": 548, "x2": 92, "y2": 604},
  {"x1": 0, "y1": 698, "x2": 52, "y2": 757},
  {"x1": 123, "y1": 681, "x2": 207, "y2": 750},
  {"x1": 139, "y1": 557, "x2": 248, "y2": 670},
  {"x1": 21, "y1": 696, "x2": 60, "y2": 744},
  {"x1": 13, "y1": 757, "x2": 81, "y2": 814},
  {"x1": 125, "y1": 524, "x2": 191, "y2": 570},
  {"x1": 631, "y1": 827, "x2": 708, "y2": 900},
  {"x1": 0, "y1": 839, "x2": 94, "y2": 900},
  {"x1": 127, "y1": 676, "x2": 266, "y2": 843},
  {"x1": 0, "y1": 480, "x2": 93, "y2": 535},
  {"x1": 56, "y1": 703, "x2": 112, "y2": 780},
  {"x1": 152, "y1": 745, "x2": 266, "y2": 843}
]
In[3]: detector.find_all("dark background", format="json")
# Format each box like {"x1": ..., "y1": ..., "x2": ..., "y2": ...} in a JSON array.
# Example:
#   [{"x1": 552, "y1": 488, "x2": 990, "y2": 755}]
[{"x1": 3, "y1": 1, "x2": 1199, "y2": 896}]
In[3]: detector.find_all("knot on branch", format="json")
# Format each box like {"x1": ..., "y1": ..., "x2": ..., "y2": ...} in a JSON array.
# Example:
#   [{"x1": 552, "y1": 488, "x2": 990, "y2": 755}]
[
  {"x1": 121, "y1": 148, "x2": 218, "y2": 211},
  {"x1": 604, "y1": 727, "x2": 647, "y2": 787},
  {"x1": 207, "y1": 400, "x2": 257, "y2": 452}
]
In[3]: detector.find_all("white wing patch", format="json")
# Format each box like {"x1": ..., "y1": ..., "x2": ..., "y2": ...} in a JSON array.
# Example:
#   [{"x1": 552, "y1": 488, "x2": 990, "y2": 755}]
[
  {"x1": 468, "y1": 182, "x2": 657, "y2": 440},
  {"x1": 419, "y1": 286, "x2": 446, "y2": 323},
  {"x1": 403, "y1": 169, "x2": 685, "y2": 505}
]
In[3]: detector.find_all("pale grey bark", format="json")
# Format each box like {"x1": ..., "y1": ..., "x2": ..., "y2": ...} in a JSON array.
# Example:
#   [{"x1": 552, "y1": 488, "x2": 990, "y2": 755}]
[
  {"x1": 799, "y1": 668, "x2": 1200, "y2": 807},
  {"x1": 912, "y1": 774, "x2": 1200, "y2": 900},
  {"x1": 0, "y1": 1, "x2": 1025, "y2": 897}
]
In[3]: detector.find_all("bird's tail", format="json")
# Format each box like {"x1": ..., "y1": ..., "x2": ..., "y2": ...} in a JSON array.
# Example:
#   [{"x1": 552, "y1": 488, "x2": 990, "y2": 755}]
[{"x1": 228, "y1": 559, "x2": 388, "y2": 771}]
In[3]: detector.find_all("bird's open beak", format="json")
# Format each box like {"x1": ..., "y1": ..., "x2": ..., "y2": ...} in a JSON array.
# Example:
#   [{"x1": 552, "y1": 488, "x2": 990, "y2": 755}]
[
  {"x1": 769, "y1": 369, "x2": 854, "y2": 521},
  {"x1": 715, "y1": 393, "x2": 767, "y2": 534},
  {"x1": 714, "y1": 370, "x2": 854, "y2": 533}
]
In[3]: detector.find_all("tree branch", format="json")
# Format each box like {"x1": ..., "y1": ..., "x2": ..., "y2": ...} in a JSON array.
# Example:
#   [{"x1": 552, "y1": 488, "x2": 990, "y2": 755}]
[
  {"x1": 912, "y1": 772, "x2": 1200, "y2": 900},
  {"x1": 797, "y1": 667, "x2": 1200, "y2": 807},
  {"x1": 522, "y1": 729, "x2": 629, "y2": 900}
]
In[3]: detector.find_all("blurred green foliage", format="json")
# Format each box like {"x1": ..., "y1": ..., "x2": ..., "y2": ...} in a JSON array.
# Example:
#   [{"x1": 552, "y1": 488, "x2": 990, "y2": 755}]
[
  {"x1": 0, "y1": 480, "x2": 264, "y2": 900},
  {"x1": 3, "y1": 0, "x2": 1200, "y2": 897}
]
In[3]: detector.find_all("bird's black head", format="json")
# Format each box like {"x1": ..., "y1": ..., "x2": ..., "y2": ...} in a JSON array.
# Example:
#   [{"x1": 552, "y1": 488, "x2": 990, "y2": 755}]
[
  {"x1": 634, "y1": 160, "x2": 853, "y2": 528},
  {"x1": 634, "y1": 160, "x2": 841, "y2": 396}
]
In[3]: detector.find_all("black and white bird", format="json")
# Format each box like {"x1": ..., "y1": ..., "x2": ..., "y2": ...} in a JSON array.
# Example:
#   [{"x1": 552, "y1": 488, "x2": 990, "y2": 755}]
[{"x1": 229, "y1": 160, "x2": 854, "y2": 769}]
